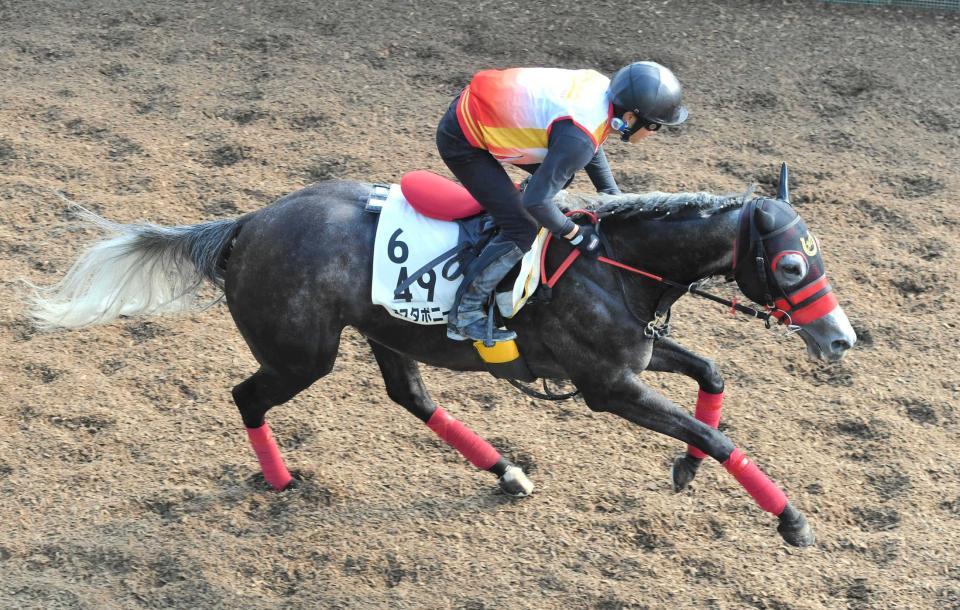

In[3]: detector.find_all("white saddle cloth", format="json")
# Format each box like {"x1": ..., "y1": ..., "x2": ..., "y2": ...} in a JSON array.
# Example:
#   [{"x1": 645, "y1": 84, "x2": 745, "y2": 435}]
[{"x1": 371, "y1": 185, "x2": 547, "y2": 325}]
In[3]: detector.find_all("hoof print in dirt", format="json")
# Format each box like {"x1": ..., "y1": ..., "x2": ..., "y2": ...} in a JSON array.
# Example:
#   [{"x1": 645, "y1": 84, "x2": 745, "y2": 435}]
[
  {"x1": 208, "y1": 144, "x2": 253, "y2": 167},
  {"x1": 98, "y1": 62, "x2": 128, "y2": 79},
  {"x1": 0, "y1": 138, "x2": 15, "y2": 164},
  {"x1": 123, "y1": 321, "x2": 170, "y2": 343},
  {"x1": 891, "y1": 275, "x2": 936, "y2": 298},
  {"x1": 940, "y1": 496, "x2": 960, "y2": 518},
  {"x1": 288, "y1": 113, "x2": 327, "y2": 130},
  {"x1": 835, "y1": 418, "x2": 889, "y2": 441},
  {"x1": 908, "y1": 238, "x2": 947, "y2": 261},
  {"x1": 240, "y1": 34, "x2": 293, "y2": 54},
  {"x1": 866, "y1": 469, "x2": 912, "y2": 500},
  {"x1": 894, "y1": 174, "x2": 944, "y2": 199},
  {"x1": 303, "y1": 156, "x2": 368, "y2": 183},
  {"x1": 895, "y1": 397, "x2": 941, "y2": 426},
  {"x1": 822, "y1": 65, "x2": 878, "y2": 98},
  {"x1": 627, "y1": 518, "x2": 673, "y2": 552},
  {"x1": 202, "y1": 199, "x2": 240, "y2": 216},
  {"x1": 852, "y1": 506, "x2": 901, "y2": 532},
  {"x1": 740, "y1": 90, "x2": 778, "y2": 111},
  {"x1": 854, "y1": 199, "x2": 913, "y2": 230},
  {"x1": 217, "y1": 107, "x2": 267, "y2": 125},
  {"x1": 849, "y1": 322, "x2": 873, "y2": 347},
  {"x1": 24, "y1": 362, "x2": 61, "y2": 384}
]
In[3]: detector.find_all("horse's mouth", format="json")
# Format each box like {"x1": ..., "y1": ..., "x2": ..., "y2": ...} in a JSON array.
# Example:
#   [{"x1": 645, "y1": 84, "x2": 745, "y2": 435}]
[{"x1": 797, "y1": 328, "x2": 850, "y2": 363}]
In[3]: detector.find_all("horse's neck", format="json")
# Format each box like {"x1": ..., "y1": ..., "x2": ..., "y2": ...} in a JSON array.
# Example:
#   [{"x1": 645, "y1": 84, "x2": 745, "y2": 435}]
[{"x1": 604, "y1": 207, "x2": 740, "y2": 283}]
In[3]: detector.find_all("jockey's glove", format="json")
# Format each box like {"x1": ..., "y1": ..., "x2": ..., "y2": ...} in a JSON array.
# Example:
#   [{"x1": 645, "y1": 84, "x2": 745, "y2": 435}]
[{"x1": 568, "y1": 225, "x2": 601, "y2": 259}]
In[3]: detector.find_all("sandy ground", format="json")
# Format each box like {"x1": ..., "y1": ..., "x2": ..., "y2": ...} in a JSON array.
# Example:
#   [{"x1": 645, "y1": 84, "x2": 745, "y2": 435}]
[{"x1": 1, "y1": 1, "x2": 959, "y2": 608}]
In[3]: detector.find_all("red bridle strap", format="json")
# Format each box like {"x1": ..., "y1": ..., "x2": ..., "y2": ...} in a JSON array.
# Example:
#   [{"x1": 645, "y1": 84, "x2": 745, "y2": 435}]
[{"x1": 538, "y1": 210, "x2": 776, "y2": 324}]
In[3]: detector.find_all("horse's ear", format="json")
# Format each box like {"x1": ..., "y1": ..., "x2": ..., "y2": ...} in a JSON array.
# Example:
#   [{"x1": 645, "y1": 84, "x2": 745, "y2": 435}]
[
  {"x1": 777, "y1": 162, "x2": 790, "y2": 204},
  {"x1": 757, "y1": 207, "x2": 778, "y2": 232}
]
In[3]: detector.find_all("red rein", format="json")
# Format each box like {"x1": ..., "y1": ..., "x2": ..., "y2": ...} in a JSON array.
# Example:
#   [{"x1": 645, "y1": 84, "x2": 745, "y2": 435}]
[{"x1": 540, "y1": 212, "x2": 836, "y2": 326}]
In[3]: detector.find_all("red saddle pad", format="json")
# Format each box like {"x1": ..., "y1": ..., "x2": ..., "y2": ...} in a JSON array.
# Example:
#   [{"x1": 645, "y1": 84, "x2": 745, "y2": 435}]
[{"x1": 399, "y1": 170, "x2": 485, "y2": 221}]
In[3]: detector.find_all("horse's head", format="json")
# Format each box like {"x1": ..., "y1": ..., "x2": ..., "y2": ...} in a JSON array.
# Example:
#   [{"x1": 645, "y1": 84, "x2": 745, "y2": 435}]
[{"x1": 733, "y1": 164, "x2": 856, "y2": 362}]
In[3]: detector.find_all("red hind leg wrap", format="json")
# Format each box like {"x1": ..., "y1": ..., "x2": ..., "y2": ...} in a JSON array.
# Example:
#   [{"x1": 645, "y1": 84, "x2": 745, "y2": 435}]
[
  {"x1": 426, "y1": 406, "x2": 501, "y2": 470},
  {"x1": 687, "y1": 389, "x2": 724, "y2": 459},
  {"x1": 723, "y1": 448, "x2": 788, "y2": 515},
  {"x1": 246, "y1": 423, "x2": 294, "y2": 490}
]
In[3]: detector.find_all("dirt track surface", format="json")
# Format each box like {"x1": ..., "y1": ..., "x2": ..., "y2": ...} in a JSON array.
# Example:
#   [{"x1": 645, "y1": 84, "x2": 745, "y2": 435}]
[{"x1": 2, "y1": 1, "x2": 959, "y2": 608}]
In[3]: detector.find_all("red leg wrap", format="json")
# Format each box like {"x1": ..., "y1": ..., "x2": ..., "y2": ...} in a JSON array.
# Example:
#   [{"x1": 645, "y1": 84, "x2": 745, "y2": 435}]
[
  {"x1": 723, "y1": 448, "x2": 788, "y2": 515},
  {"x1": 246, "y1": 423, "x2": 294, "y2": 490},
  {"x1": 426, "y1": 406, "x2": 501, "y2": 470},
  {"x1": 687, "y1": 389, "x2": 724, "y2": 459}
]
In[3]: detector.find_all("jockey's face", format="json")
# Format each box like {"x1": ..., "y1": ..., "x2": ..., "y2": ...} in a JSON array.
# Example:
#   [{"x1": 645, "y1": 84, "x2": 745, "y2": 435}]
[{"x1": 623, "y1": 112, "x2": 656, "y2": 143}]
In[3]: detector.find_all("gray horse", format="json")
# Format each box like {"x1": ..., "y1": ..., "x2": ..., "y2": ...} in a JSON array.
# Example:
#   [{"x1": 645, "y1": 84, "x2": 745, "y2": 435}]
[{"x1": 29, "y1": 167, "x2": 856, "y2": 547}]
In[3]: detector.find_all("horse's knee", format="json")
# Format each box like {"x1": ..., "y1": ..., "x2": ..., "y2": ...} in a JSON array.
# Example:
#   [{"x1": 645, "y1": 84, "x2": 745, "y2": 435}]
[
  {"x1": 232, "y1": 377, "x2": 267, "y2": 427},
  {"x1": 698, "y1": 427, "x2": 735, "y2": 462},
  {"x1": 697, "y1": 358, "x2": 724, "y2": 394},
  {"x1": 232, "y1": 372, "x2": 312, "y2": 428}
]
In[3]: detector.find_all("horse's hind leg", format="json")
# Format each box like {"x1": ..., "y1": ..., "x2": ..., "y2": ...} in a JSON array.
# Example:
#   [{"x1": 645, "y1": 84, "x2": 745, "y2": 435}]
[
  {"x1": 367, "y1": 339, "x2": 533, "y2": 496},
  {"x1": 232, "y1": 326, "x2": 340, "y2": 491},
  {"x1": 646, "y1": 338, "x2": 725, "y2": 492},
  {"x1": 233, "y1": 368, "x2": 322, "y2": 490}
]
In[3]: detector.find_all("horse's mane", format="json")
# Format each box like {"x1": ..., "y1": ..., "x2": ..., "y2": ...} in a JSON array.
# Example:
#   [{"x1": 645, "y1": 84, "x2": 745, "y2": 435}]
[{"x1": 554, "y1": 190, "x2": 748, "y2": 222}]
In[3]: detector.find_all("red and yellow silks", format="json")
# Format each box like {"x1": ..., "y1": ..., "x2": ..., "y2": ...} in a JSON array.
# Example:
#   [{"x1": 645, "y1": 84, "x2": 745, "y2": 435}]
[{"x1": 457, "y1": 68, "x2": 613, "y2": 166}]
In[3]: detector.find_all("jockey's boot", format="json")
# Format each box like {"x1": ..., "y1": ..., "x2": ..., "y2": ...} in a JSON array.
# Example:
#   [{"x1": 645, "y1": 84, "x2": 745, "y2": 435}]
[{"x1": 447, "y1": 239, "x2": 524, "y2": 344}]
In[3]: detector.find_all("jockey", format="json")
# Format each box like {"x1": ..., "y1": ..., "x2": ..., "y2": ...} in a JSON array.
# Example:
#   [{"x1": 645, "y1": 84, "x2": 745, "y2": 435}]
[{"x1": 438, "y1": 61, "x2": 689, "y2": 343}]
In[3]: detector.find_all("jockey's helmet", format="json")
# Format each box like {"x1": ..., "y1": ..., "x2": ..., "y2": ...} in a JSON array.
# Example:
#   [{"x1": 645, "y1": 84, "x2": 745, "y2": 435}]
[{"x1": 608, "y1": 61, "x2": 688, "y2": 131}]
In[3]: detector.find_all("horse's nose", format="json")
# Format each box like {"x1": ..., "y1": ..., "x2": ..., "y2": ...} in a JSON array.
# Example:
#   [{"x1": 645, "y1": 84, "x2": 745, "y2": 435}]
[{"x1": 831, "y1": 338, "x2": 854, "y2": 353}]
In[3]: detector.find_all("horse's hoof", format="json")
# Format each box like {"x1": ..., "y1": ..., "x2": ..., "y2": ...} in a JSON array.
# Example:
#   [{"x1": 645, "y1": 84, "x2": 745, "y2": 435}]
[
  {"x1": 777, "y1": 503, "x2": 816, "y2": 547},
  {"x1": 271, "y1": 470, "x2": 303, "y2": 492},
  {"x1": 498, "y1": 465, "x2": 534, "y2": 497},
  {"x1": 671, "y1": 454, "x2": 702, "y2": 492}
]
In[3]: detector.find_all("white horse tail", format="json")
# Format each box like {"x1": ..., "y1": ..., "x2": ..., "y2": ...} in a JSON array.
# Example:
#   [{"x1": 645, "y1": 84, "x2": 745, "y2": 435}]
[{"x1": 28, "y1": 207, "x2": 242, "y2": 330}]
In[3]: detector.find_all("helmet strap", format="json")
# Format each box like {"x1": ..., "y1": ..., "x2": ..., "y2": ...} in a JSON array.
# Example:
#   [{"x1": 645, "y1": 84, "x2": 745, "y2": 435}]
[{"x1": 615, "y1": 108, "x2": 643, "y2": 142}]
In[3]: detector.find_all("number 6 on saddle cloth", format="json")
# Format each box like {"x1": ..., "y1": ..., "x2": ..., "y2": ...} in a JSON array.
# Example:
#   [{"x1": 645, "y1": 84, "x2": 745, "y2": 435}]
[{"x1": 368, "y1": 170, "x2": 546, "y2": 380}]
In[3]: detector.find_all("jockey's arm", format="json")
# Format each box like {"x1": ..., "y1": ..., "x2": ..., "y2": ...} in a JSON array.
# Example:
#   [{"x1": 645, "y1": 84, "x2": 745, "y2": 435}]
[
  {"x1": 584, "y1": 146, "x2": 621, "y2": 195},
  {"x1": 521, "y1": 121, "x2": 599, "y2": 238}
]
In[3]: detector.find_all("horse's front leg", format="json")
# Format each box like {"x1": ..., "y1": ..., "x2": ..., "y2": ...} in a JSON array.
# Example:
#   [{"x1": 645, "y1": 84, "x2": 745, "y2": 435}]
[
  {"x1": 575, "y1": 370, "x2": 815, "y2": 547},
  {"x1": 646, "y1": 338, "x2": 725, "y2": 492}
]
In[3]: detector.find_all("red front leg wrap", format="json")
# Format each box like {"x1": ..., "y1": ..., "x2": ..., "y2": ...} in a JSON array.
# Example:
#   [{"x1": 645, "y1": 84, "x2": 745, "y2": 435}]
[
  {"x1": 246, "y1": 423, "x2": 294, "y2": 490},
  {"x1": 426, "y1": 406, "x2": 501, "y2": 470},
  {"x1": 723, "y1": 447, "x2": 788, "y2": 515},
  {"x1": 687, "y1": 389, "x2": 724, "y2": 459}
]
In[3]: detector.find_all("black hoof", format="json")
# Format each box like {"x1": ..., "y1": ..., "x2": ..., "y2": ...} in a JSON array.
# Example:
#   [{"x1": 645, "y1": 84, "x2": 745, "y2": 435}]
[
  {"x1": 671, "y1": 454, "x2": 702, "y2": 492},
  {"x1": 777, "y1": 503, "x2": 816, "y2": 547},
  {"x1": 280, "y1": 475, "x2": 301, "y2": 491}
]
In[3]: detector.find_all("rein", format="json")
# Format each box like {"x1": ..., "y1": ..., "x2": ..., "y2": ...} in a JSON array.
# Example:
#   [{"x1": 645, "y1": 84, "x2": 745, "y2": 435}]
[
  {"x1": 540, "y1": 209, "x2": 781, "y2": 327},
  {"x1": 511, "y1": 206, "x2": 798, "y2": 402}
]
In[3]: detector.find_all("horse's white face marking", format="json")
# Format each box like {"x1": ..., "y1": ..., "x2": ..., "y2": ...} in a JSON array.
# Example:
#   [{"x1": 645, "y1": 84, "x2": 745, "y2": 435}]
[
  {"x1": 771, "y1": 252, "x2": 809, "y2": 291},
  {"x1": 796, "y1": 304, "x2": 857, "y2": 362}
]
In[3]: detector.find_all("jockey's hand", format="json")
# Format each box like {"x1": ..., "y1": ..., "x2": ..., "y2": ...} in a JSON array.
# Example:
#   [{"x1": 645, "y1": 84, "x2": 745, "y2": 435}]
[{"x1": 567, "y1": 225, "x2": 601, "y2": 259}]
